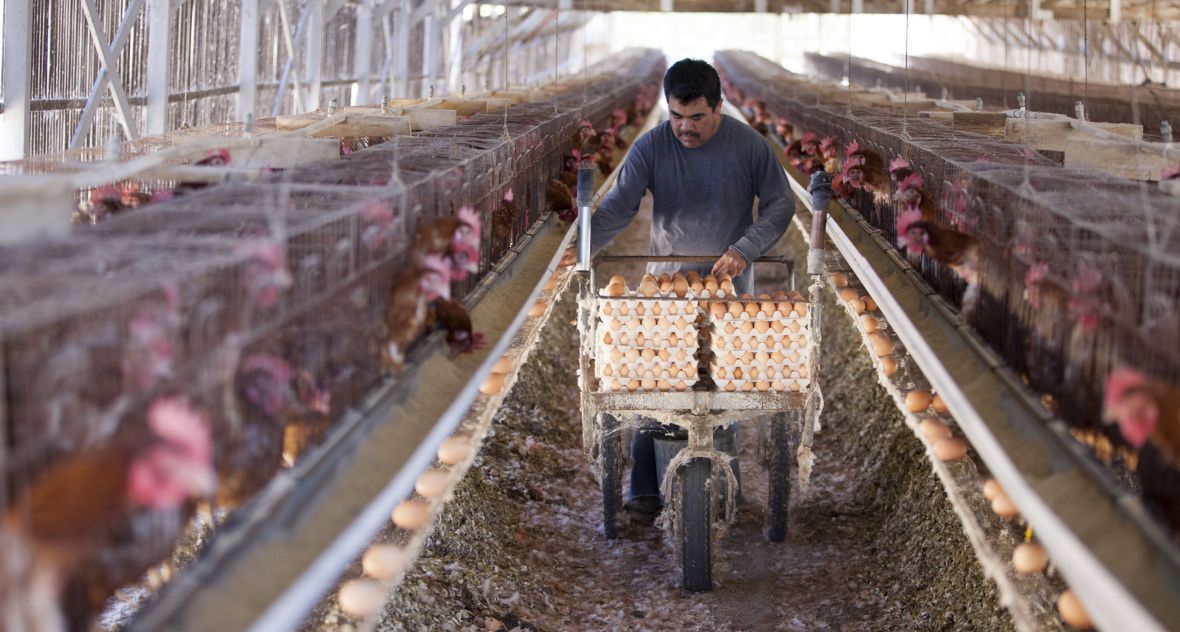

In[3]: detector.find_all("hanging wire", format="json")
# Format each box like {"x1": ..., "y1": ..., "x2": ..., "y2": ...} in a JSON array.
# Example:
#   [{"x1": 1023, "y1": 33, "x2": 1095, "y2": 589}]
[
  {"x1": 902, "y1": 0, "x2": 910, "y2": 138},
  {"x1": 846, "y1": 4, "x2": 853, "y2": 115},
  {"x1": 1082, "y1": 0, "x2": 1089, "y2": 109}
]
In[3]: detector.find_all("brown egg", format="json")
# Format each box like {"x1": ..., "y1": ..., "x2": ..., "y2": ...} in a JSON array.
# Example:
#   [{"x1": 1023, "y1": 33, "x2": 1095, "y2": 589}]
[
  {"x1": 601, "y1": 364, "x2": 614, "y2": 377},
  {"x1": 748, "y1": 367, "x2": 761, "y2": 379},
  {"x1": 739, "y1": 321, "x2": 754, "y2": 333},
  {"x1": 770, "y1": 351, "x2": 785, "y2": 363},
  {"x1": 710, "y1": 302, "x2": 727, "y2": 319},
  {"x1": 869, "y1": 333, "x2": 895, "y2": 356},
  {"x1": 794, "y1": 302, "x2": 809, "y2": 317},
  {"x1": 437, "y1": 436, "x2": 470, "y2": 465},
  {"x1": 788, "y1": 320, "x2": 801, "y2": 333},
  {"x1": 609, "y1": 274, "x2": 627, "y2": 286},
  {"x1": 640, "y1": 379, "x2": 657, "y2": 390},
  {"x1": 740, "y1": 351, "x2": 755, "y2": 363},
  {"x1": 744, "y1": 302, "x2": 760, "y2": 317},
  {"x1": 1057, "y1": 591, "x2": 1092, "y2": 629},
  {"x1": 760, "y1": 301, "x2": 775, "y2": 315},
  {"x1": 659, "y1": 280, "x2": 674, "y2": 294},
  {"x1": 675, "y1": 380, "x2": 690, "y2": 391},
  {"x1": 606, "y1": 283, "x2": 626, "y2": 297},
  {"x1": 618, "y1": 365, "x2": 630, "y2": 377},
  {"x1": 770, "y1": 320, "x2": 786, "y2": 333},
  {"x1": 686, "y1": 271, "x2": 701, "y2": 284},
  {"x1": 362, "y1": 544, "x2": 407, "y2": 580},
  {"x1": 658, "y1": 349, "x2": 671, "y2": 361},
  {"x1": 919, "y1": 418, "x2": 952, "y2": 441},
  {"x1": 657, "y1": 272, "x2": 671, "y2": 284},
  {"x1": 829, "y1": 272, "x2": 849, "y2": 288},
  {"x1": 724, "y1": 382, "x2": 737, "y2": 392},
  {"x1": 625, "y1": 317, "x2": 640, "y2": 329},
  {"x1": 600, "y1": 302, "x2": 614, "y2": 316},
  {"x1": 617, "y1": 303, "x2": 629, "y2": 315},
  {"x1": 847, "y1": 299, "x2": 866, "y2": 314},
  {"x1": 675, "y1": 349, "x2": 689, "y2": 361},
  {"x1": 675, "y1": 317, "x2": 690, "y2": 328},
  {"x1": 641, "y1": 273, "x2": 657, "y2": 284},
  {"x1": 626, "y1": 379, "x2": 641, "y2": 391},
  {"x1": 415, "y1": 469, "x2": 450, "y2": 498},
  {"x1": 673, "y1": 277, "x2": 690, "y2": 297},
  {"x1": 862, "y1": 296, "x2": 877, "y2": 311},
  {"x1": 652, "y1": 303, "x2": 664, "y2": 316},
  {"x1": 905, "y1": 390, "x2": 933, "y2": 412},
  {"x1": 860, "y1": 314, "x2": 879, "y2": 333},
  {"x1": 625, "y1": 349, "x2": 640, "y2": 361},
  {"x1": 704, "y1": 278, "x2": 720, "y2": 294},
  {"x1": 641, "y1": 316, "x2": 656, "y2": 329},
  {"x1": 491, "y1": 355, "x2": 513, "y2": 374},
  {"x1": 690, "y1": 280, "x2": 705, "y2": 294},
  {"x1": 720, "y1": 279, "x2": 735, "y2": 294},
  {"x1": 991, "y1": 492, "x2": 1020, "y2": 519},
  {"x1": 339, "y1": 579, "x2": 386, "y2": 618},
  {"x1": 755, "y1": 351, "x2": 770, "y2": 363},
  {"x1": 733, "y1": 367, "x2": 744, "y2": 379},
  {"x1": 934, "y1": 437, "x2": 967, "y2": 461},
  {"x1": 983, "y1": 479, "x2": 1002, "y2": 501},
  {"x1": 668, "y1": 332, "x2": 680, "y2": 345},
  {"x1": 684, "y1": 365, "x2": 698, "y2": 377},
  {"x1": 640, "y1": 349, "x2": 655, "y2": 361},
  {"x1": 544, "y1": 276, "x2": 557, "y2": 292},
  {"x1": 638, "y1": 279, "x2": 659, "y2": 297},
  {"x1": 772, "y1": 380, "x2": 787, "y2": 391},
  {"x1": 740, "y1": 381, "x2": 755, "y2": 391},
  {"x1": 715, "y1": 366, "x2": 728, "y2": 379},
  {"x1": 881, "y1": 356, "x2": 898, "y2": 376},
  {"x1": 392, "y1": 499, "x2": 432, "y2": 530},
  {"x1": 1013, "y1": 542, "x2": 1048, "y2": 575},
  {"x1": 755, "y1": 320, "x2": 770, "y2": 333},
  {"x1": 839, "y1": 288, "x2": 859, "y2": 302},
  {"x1": 755, "y1": 380, "x2": 771, "y2": 391},
  {"x1": 932, "y1": 393, "x2": 949, "y2": 414},
  {"x1": 636, "y1": 332, "x2": 648, "y2": 345},
  {"x1": 727, "y1": 302, "x2": 743, "y2": 318},
  {"x1": 634, "y1": 302, "x2": 646, "y2": 316},
  {"x1": 776, "y1": 300, "x2": 793, "y2": 315},
  {"x1": 480, "y1": 373, "x2": 506, "y2": 395},
  {"x1": 789, "y1": 380, "x2": 801, "y2": 392}
]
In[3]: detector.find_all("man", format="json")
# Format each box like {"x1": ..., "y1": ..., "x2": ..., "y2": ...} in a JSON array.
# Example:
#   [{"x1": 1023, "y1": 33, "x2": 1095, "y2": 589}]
[{"x1": 586, "y1": 58, "x2": 796, "y2": 524}]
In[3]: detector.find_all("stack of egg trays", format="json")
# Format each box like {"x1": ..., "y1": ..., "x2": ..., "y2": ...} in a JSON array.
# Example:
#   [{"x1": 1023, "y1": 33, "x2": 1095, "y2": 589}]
[
  {"x1": 707, "y1": 296, "x2": 812, "y2": 393},
  {"x1": 594, "y1": 291, "x2": 699, "y2": 392}
]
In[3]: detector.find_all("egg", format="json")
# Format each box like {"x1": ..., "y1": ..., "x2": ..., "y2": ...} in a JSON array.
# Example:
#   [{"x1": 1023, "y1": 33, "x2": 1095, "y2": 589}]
[
  {"x1": 869, "y1": 333, "x2": 895, "y2": 356},
  {"x1": 617, "y1": 303, "x2": 629, "y2": 315},
  {"x1": 491, "y1": 355, "x2": 513, "y2": 374},
  {"x1": 638, "y1": 279, "x2": 659, "y2": 297},
  {"x1": 641, "y1": 379, "x2": 656, "y2": 390},
  {"x1": 860, "y1": 314, "x2": 879, "y2": 332},
  {"x1": 673, "y1": 277, "x2": 690, "y2": 297},
  {"x1": 602, "y1": 332, "x2": 613, "y2": 345},
  {"x1": 934, "y1": 437, "x2": 967, "y2": 461},
  {"x1": 770, "y1": 351, "x2": 785, "y2": 363},
  {"x1": 724, "y1": 382, "x2": 737, "y2": 392},
  {"x1": 932, "y1": 393, "x2": 949, "y2": 414},
  {"x1": 755, "y1": 381, "x2": 771, "y2": 391},
  {"x1": 788, "y1": 320, "x2": 801, "y2": 333},
  {"x1": 847, "y1": 299, "x2": 866, "y2": 314},
  {"x1": 741, "y1": 351, "x2": 755, "y2": 363},
  {"x1": 362, "y1": 544, "x2": 406, "y2": 580},
  {"x1": 675, "y1": 317, "x2": 690, "y2": 328},
  {"x1": 720, "y1": 279, "x2": 735, "y2": 294},
  {"x1": 770, "y1": 320, "x2": 786, "y2": 333},
  {"x1": 668, "y1": 332, "x2": 680, "y2": 345},
  {"x1": 1057, "y1": 591, "x2": 1092, "y2": 629},
  {"x1": 415, "y1": 469, "x2": 450, "y2": 498},
  {"x1": 627, "y1": 317, "x2": 641, "y2": 328},
  {"x1": 760, "y1": 301, "x2": 775, "y2": 316},
  {"x1": 905, "y1": 390, "x2": 933, "y2": 412},
  {"x1": 656, "y1": 379, "x2": 673, "y2": 390},
  {"x1": 705, "y1": 278, "x2": 719, "y2": 293},
  {"x1": 601, "y1": 364, "x2": 614, "y2": 377},
  {"x1": 881, "y1": 356, "x2": 898, "y2": 376},
  {"x1": 690, "y1": 280, "x2": 705, "y2": 294},
  {"x1": 338, "y1": 579, "x2": 386, "y2": 618},
  {"x1": 740, "y1": 321, "x2": 754, "y2": 333},
  {"x1": 744, "y1": 302, "x2": 760, "y2": 317},
  {"x1": 709, "y1": 302, "x2": 727, "y2": 319},
  {"x1": 755, "y1": 320, "x2": 770, "y2": 333},
  {"x1": 741, "y1": 381, "x2": 755, "y2": 391},
  {"x1": 641, "y1": 349, "x2": 656, "y2": 361},
  {"x1": 772, "y1": 380, "x2": 787, "y2": 391},
  {"x1": 634, "y1": 303, "x2": 646, "y2": 316},
  {"x1": 839, "y1": 288, "x2": 859, "y2": 302},
  {"x1": 686, "y1": 271, "x2": 701, "y2": 283},
  {"x1": 789, "y1": 380, "x2": 801, "y2": 392},
  {"x1": 618, "y1": 365, "x2": 630, "y2": 377},
  {"x1": 727, "y1": 302, "x2": 743, "y2": 318},
  {"x1": 658, "y1": 348, "x2": 671, "y2": 361},
  {"x1": 626, "y1": 379, "x2": 641, "y2": 391},
  {"x1": 794, "y1": 301, "x2": 809, "y2": 317},
  {"x1": 748, "y1": 367, "x2": 761, "y2": 379},
  {"x1": 732, "y1": 367, "x2": 744, "y2": 379},
  {"x1": 684, "y1": 365, "x2": 698, "y2": 377},
  {"x1": 625, "y1": 349, "x2": 640, "y2": 361},
  {"x1": 392, "y1": 499, "x2": 432, "y2": 529},
  {"x1": 983, "y1": 479, "x2": 1002, "y2": 501},
  {"x1": 618, "y1": 333, "x2": 631, "y2": 345},
  {"x1": 635, "y1": 332, "x2": 647, "y2": 345},
  {"x1": 919, "y1": 418, "x2": 952, "y2": 441},
  {"x1": 606, "y1": 283, "x2": 626, "y2": 297},
  {"x1": 863, "y1": 296, "x2": 877, "y2": 311},
  {"x1": 543, "y1": 276, "x2": 557, "y2": 292},
  {"x1": 480, "y1": 373, "x2": 506, "y2": 395},
  {"x1": 600, "y1": 302, "x2": 614, "y2": 316},
  {"x1": 676, "y1": 349, "x2": 689, "y2": 361},
  {"x1": 437, "y1": 436, "x2": 470, "y2": 464},
  {"x1": 775, "y1": 300, "x2": 792, "y2": 315},
  {"x1": 1012, "y1": 542, "x2": 1048, "y2": 574},
  {"x1": 715, "y1": 366, "x2": 728, "y2": 379},
  {"x1": 991, "y1": 492, "x2": 1020, "y2": 519},
  {"x1": 657, "y1": 272, "x2": 671, "y2": 284},
  {"x1": 609, "y1": 274, "x2": 627, "y2": 286},
  {"x1": 675, "y1": 380, "x2": 690, "y2": 391},
  {"x1": 829, "y1": 271, "x2": 849, "y2": 288}
]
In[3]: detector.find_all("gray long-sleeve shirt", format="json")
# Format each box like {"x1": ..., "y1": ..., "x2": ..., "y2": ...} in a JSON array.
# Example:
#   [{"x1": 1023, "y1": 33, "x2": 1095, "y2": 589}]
[{"x1": 589, "y1": 114, "x2": 795, "y2": 295}]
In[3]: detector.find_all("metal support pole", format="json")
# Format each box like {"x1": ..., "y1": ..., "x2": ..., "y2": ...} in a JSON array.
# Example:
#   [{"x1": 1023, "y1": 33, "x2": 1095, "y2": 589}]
[
  {"x1": 395, "y1": 0, "x2": 412, "y2": 97},
  {"x1": 305, "y1": 0, "x2": 325, "y2": 112},
  {"x1": 446, "y1": 1, "x2": 465, "y2": 94},
  {"x1": 422, "y1": 11, "x2": 438, "y2": 97},
  {"x1": 0, "y1": 0, "x2": 32, "y2": 160},
  {"x1": 239, "y1": 0, "x2": 260, "y2": 123},
  {"x1": 353, "y1": 2, "x2": 374, "y2": 105},
  {"x1": 146, "y1": 0, "x2": 172, "y2": 135}
]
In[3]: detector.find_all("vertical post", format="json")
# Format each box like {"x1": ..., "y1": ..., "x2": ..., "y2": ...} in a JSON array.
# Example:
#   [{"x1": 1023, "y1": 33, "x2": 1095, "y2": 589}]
[
  {"x1": 1108, "y1": 0, "x2": 1120, "y2": 23},
  {"x1": 422, "y1": 11, "x2": 437, "y2": 96},
  {"x1": 146, "y1": 0, "x2": 172, "y2": 135},
  {"x1": 395, "y1": 0, "x2": 412, "y2": 97},
  {"x1": 305, "y1": 0, "x2": 325, "y2": 112},
  {"x1": 353, "y1": 2, "x2": 374, "y2": 105},
  {"x1": 0, "y1": 0, "x2": 32, "y2": 160},
  {"x1": 239, "y1": 0, "x2": 260, "y2": 122},
  {"x1": 446, "y1": 2, "x2": 464, "y2": 94}
]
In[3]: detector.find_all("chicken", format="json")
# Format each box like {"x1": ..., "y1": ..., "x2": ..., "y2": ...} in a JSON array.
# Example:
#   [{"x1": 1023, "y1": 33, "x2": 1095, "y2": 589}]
[
  {"x1": 433, "y1": 298, "x2": 485, "y2": 355},
  {"x1": 381, "y1": 254, "x2": 452, "y2": 371},
  {"x1": 359, "y1": 200, "x2": 397, "y2": 252},
  {"x1": 1067, "y1": 265, "x2": 1105, "y2": 332},
  {"x1": 785, "y1": 132, "x2": 822, "y2": 174},
  {"x1": 74, "y1": 185, "x2": 130, "y2": 225},
  {"x1": 283, "y1": 368, "x2": 333, "y2": 466},
  {"x1": 895, "y1": 208, "x2": 978, "y2": 285},
  {"x1": 892, "y1": 171, "x2": 940, "y2": 222},
  {"x1": 215, "y1": 353, "x2": 294, "y2": 508},
  {"x1": 840, "y1": 141, "x2": 889, "y2": 201},
  {"x1": 547, "y1": 179, "x2": 576, "y2": 224},
  {"x1": 122, "y1": 286, "x2": 181, "y2": 393},
  {"x1": 411, "y1": 206, "x2": 482, "y2": 281},
  {"x1": 2, "y1": 397, "x2": 215, "y2": 630},
  {"x1": 773, "y1": 118, "x2": 793, "y2": 146},
  {"x1": 237, "y1": 240, "x2": 294, "y2": 315},
  {"x1": 1103, "y1": 367, "x2": 1180, "y2": 535},
  {"x1": 570, "y1": 119, "x2": 596, "y2": 156},
  {"x1": 491, "y1": 188, "x2": 519, "y2": 262},
  {"x1": 171, "y1": 148, "x2": 233, "y2": 196},
  {"x1": 557, "y1": 154, "x2": 580, "y2": 189},
  {"x1": 819, "y1": 136, "x2": 839, "y2": 172}
]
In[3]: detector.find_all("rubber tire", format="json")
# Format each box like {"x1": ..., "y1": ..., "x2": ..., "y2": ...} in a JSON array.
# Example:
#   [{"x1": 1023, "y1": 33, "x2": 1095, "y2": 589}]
[
  {"x1": 600, "y1": 413, "x2": 622, "y2": 540},
  {"x1": 767, "y1": 412, "x2": 793, "y2": 543},
  {"x1": 681, "y1": 456, "x2": 713, "y2": 592}
]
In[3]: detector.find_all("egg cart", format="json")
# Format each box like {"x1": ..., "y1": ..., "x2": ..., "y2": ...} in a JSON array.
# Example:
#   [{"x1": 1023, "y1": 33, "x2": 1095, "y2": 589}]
[{"x1": 573, "y1": 253, "x2": 824, "y2": 593}]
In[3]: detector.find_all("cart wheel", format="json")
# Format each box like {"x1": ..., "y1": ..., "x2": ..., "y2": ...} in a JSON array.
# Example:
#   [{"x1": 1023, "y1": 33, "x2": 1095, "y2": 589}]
[
  {"x1": 767, "y1": 412, "x2": 794, "y2": 543},
  {"x1": 682, "y1": 456, "x2": 713, "y2": 592},
  {"x1": 600, "y1": 413, "x2": 623, "y2": 540}
]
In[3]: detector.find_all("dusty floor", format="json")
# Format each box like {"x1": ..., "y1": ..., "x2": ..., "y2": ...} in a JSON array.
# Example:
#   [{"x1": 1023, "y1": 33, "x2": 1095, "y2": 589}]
[{"x1": 348, "y1": 198, "x2": 1012, "y2": 632}]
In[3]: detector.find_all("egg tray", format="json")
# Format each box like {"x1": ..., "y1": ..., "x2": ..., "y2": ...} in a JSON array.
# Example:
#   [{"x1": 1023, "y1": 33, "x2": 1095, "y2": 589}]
[
  {"x1": 710, "y1": 332, "x2": 811, "y2": 351},
  {"x1": 596, "y1": 363, "x2": 699, "y2": 381},
  {"x1": 709, "y1": 361, "x2": 809, "y2": 382},
  {"x1": 598, "y1": 314, "x2": 699, "y2": 332},
  {"x1": 596, "y1": 328, "x2": 699, "y2": 349},
  {"x1": 596, "y1": 343, "x2": 696, "y2": 364},
  {"x1": 712, "y1": 378, "x2": 811, "y2": 393},
  {"x1": 598, "y1": 376, "x2": 698, "y2": 393},
  {"x1": 598, "y1": 297, "x2": 698, "y2": 318}
]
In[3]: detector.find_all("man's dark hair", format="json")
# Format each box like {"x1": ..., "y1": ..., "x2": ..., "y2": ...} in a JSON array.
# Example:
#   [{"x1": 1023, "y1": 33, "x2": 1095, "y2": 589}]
[{"x1": 663, "y1": 59, "x2": 722, "y2": 110}]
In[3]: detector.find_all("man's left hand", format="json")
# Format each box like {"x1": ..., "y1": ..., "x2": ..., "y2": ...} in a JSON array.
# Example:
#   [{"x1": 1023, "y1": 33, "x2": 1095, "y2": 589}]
[{"x1": 711, "y1": 248, "x2": 748, "y2": 281}]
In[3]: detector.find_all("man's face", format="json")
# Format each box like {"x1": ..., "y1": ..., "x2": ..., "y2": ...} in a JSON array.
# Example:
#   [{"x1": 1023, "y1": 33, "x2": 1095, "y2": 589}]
[{"x1": 668, "y1": 96, "x2": 721, "y2": 149}]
